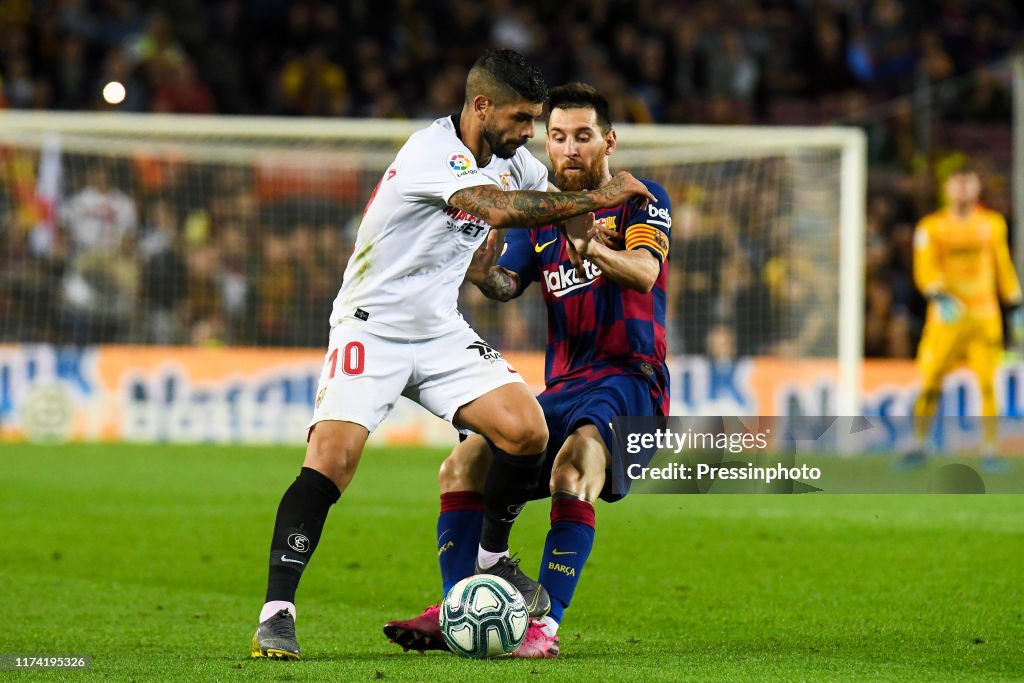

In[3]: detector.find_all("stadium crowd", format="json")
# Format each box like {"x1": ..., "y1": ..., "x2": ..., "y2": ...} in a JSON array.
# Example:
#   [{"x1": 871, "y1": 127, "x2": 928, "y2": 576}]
[{"x1": 1, "y1": 0, "x2": 1023, "y2": 357}]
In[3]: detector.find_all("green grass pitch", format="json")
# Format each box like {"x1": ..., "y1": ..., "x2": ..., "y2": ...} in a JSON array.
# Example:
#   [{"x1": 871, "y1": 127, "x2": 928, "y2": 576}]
[{"x1": 2, "y1": 443, "x2": 1022, "y2": 681}]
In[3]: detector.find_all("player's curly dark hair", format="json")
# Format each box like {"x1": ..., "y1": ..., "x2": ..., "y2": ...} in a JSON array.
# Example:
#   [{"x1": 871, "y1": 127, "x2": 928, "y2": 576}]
[
  {"x1": 466, "y1": 49, "x2": 548, "y2": 105},
  {"x1": 548, "y1": 82, "x2": 613, "y2": 133}
]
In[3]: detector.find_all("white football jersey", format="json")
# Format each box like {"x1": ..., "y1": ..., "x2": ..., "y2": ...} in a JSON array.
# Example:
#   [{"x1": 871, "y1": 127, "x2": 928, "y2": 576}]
[
  {"x1": 61, "y1": 187, "x2": 137, "y2": 254},
  {"x1": 330, "y1": 115, "x2": 549, "y2": 338}
]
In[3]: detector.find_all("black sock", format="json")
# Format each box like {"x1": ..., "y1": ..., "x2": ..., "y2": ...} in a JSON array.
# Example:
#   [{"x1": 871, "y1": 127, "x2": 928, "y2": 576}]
[
  {"x1": 265, "y1": 467, "x2": 341, "y2": 603},
  {"x1": 479, "y1": 449, "x2": 545, "y2": 554}
]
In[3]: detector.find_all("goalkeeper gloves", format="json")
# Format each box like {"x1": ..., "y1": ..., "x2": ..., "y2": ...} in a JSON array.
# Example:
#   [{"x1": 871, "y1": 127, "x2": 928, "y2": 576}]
[
  {"x1": 1008, "y1": 305, "x2": 1024, "y2": 348},
  {"x1": 930, "y1": 292, "x2": 964, "y2": 324}
]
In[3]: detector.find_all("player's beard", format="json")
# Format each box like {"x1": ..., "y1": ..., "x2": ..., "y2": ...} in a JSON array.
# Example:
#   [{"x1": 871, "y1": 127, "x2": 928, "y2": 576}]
[
  {"x1": 483, "y1": 122, "x2": 527, "y2": 160},
  {"x1": 554, "y1": 155, "x2": 604, "y2": 192}
]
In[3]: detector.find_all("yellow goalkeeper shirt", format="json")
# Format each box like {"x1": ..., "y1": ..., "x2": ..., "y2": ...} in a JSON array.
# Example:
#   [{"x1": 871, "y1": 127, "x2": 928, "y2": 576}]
[{"x1": 913, "y1": 205, "x2": 1022, "y2": 318}]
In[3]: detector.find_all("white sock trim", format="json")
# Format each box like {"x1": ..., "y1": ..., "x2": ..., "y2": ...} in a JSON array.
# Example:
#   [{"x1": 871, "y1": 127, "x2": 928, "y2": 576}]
[
  {"x1": 477, "y1": 546, "x2": 509, "y2": 570},
  {"x1": 260, "y1": 601, "x2": 296, "y2": 623},
  {"x1": 539, "y1": 615, "x2": 559, "y2": 637}
]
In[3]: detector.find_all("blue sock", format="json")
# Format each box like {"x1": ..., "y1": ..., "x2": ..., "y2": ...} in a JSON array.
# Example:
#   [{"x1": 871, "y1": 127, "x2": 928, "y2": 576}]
[
  {"x1": 437, "y1": 491, "x2": 483, "y2": 597},
  {"x1": 537, "y1": 495, "x2": 596, "y2": 624}
]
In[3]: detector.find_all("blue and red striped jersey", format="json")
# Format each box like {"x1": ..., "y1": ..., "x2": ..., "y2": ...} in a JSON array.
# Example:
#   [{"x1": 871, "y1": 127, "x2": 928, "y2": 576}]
[{"x1": 499, "y1": 178, "x2": 672, "y2": 414}]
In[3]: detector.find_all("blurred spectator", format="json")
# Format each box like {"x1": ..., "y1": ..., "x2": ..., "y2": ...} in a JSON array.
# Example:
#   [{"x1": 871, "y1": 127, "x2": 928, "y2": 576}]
[
  {"x1": 419, "y1": 65, "x2": 465, "y2": 117},
  {"x1": 254, "y1": 232, "x2": 298, "y2": 346},
  {"x1": 199, "y1": 0, "x2": 251, "y2": 113},
  {"x1": 125, "y1": 11, "x2": 185, "y2": 72},
  {"x1": 967, "y1": 12, "x2": 1009, "y2": 66},
  {"x1": 0, "y1": 0, "x2": 1013, "y2": 130},
  {"x1": 0, "y1": 203, "x2": 62, "y2": 342},
  {"x1": 98, "y1": 0, "x2": 145, "y2": 50},
  {"x1": 955, "y1": 66, "x2": 1012, "y2": 122},
  {"x1": 669, "y1": 21, "x2": 705, "y2": 104},
  {"x1": 851, "y1": 0, "x2": 918, "y2": 94},
  {"x1": 138, "y1": 199, "x2": 177, "y2": 259},
  {"x1": 705, "y1": 28, "x2": 759, "y2": 106},
  {"x1": 706, "y1": 323, "x2": 736, "y2": 363},
  {"x1": 490, "y1": 1, "x2": 541, "y2": 56},
  {"x1": 59, "y1": 165, "x2": 139, "y2": 343},
  {"x1": 633, "y1": 39, "x2": 669, "y2": 122},
  {"x1": 61, "y1": 166, "x2": 137, "y2": 257},
  {"x1": 50, "y1": 36, "x2": 90, "y2": 110},
  {"x1": 4, "y1": 53, "x2": 36, "y2": 109},
  {"x1": 718, "y1": 250, "x2": 772, "y2": 357},
  {"x1": 445, "y1": 0, "x2": 491, "y2": 65},
  {"x1": 288, "y1": 224, "x2": 326, "y2": 347},
  {"x1": 139, "y1": 200, "x2": 188, "y2": 344},
  {"x1": 216, "y1": 222, "x2": 252, "y2": 335},
  {"x1": 0, "y1": 0, "x2": 1022, "y2": 360},
  {"x1": 864, "y1": 274, "x2": 913, "y2": 358},
  {"x1": 863, "y1": 220, "x2": 914, "y2": 358},
  {"x1": 184, "y1": 243, "x2": 227, "y2": 345},
  {"x1": 275, "y1": 47, "x2": 347, "y2": 117},
  {"x1": 918, "y1": 30, "x2": 955, "y2": 84},
  {"x1": 151, "y1": 59, "x2": 215, "y2": 114},
  {"x1": 672, "y1": 199, "x2": 728, "y2": 355},
  {"x1": 805, "y1": 15, "x2": 859, "y2": 99},
  {"x1": 872, "y1": 100, "x2": 919, "y2": 169},
  {"x1": 57, "y1": 0, "x2": 100, "y2": 43},
  {"x1": 762, "y1": 254, "x2": 828, "y2": 357}
]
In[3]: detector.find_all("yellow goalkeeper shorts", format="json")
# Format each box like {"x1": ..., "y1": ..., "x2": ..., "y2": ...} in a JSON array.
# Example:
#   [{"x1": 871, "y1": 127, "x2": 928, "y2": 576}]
[{"x1": 916, "y1": 314, "x2": 1003, "y2": 386}]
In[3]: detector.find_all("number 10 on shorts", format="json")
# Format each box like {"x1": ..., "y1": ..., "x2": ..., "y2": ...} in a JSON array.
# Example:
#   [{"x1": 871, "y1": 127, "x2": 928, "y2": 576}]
[{"x1": 328, "y1": 341, "x2": 365, "y2": 377}]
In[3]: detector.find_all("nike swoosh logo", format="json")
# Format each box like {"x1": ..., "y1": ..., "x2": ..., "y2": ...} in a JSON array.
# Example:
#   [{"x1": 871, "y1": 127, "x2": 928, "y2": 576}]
[
  {"x1": 551, "y1": 549, "x2": 576, "y2": 556},
  {"x1": 534, "y1": 237, "x2": 559, "y2": 253},
  {"x1": 281, "y1": 555, "x2": 305, "y2": 565},
  {"x1": 526, "y1": 590, "x2": 540, "y2": 613},
  {"x1": 437, "y1": 529, "x2": 452, "y2": 543},
  {"x1": 550, "y1": 280, "x2": 596, "y2": 298}
]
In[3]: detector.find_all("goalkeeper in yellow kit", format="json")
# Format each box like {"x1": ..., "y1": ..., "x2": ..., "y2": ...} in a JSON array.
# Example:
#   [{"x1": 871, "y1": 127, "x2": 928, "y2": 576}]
[{"x1": 903, "y1": 165, "x2": 1024, "y2": 471}]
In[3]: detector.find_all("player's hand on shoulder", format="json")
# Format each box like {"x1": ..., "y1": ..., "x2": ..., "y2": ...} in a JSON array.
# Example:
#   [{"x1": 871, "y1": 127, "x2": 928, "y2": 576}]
[
  {"x1": 594, "y1": 220, "x2": 624, "y2": 250},
  {"x1": 598, "y1": 171, "x2": 657, "y2": 209}
]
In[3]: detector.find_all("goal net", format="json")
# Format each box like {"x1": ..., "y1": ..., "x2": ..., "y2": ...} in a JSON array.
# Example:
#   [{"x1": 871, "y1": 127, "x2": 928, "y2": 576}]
[{"x1": 0, "y1": 113, "x2": 864, "y2": 415}]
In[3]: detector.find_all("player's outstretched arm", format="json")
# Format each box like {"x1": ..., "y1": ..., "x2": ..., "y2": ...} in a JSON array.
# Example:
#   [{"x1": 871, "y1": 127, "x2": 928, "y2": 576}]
[
  {"x1": 993, "y1": 215, "x2": 1023, "y2": 305},
  {"x1": 912, "y1": 221, "x2": 946, "y2": 297},
  {"x1": 449, "y1": 171, "x2": 656, "y2": 229},
  {"x1": 465, "y1": 230, "x2": 521, "y2": 301}
]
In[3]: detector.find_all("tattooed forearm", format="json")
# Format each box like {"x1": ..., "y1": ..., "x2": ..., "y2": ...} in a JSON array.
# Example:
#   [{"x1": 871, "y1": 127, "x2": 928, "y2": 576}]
[
  {"x1": 452, "y1": 185, "x2": 606, "y2": 228},
  {"x1": 476, "y1": 266, "x2": 520, "y2": 302}
]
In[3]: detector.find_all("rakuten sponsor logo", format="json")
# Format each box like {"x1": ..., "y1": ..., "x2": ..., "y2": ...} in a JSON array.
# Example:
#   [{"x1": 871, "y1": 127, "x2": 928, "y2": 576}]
[{"x1": 542, "y1": 261, "x2": 602, "y2": 298}]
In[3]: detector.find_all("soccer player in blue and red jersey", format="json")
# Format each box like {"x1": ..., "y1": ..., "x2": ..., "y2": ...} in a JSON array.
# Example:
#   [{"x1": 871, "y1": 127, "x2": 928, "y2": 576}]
[{"x1": 384, "y1": 82, "x2": 671, "y2": 658}]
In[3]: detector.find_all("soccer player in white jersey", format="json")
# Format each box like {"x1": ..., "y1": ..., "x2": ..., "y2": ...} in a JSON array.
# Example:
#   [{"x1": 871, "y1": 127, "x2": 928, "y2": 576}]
[{"x1": 251, "y1": 49, "x2": 656, "y2": 660}]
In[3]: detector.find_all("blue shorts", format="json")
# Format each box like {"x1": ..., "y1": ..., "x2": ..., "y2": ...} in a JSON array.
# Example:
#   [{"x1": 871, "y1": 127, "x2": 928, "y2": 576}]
[{"x1": 533, "y1": 373, "x2": 660, "y2": 503}]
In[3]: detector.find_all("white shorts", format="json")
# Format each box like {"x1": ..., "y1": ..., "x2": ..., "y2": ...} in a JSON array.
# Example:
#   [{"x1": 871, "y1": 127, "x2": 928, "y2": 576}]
[{"x1": 309, "y1": 323, "x2": 526, "y2": 434}]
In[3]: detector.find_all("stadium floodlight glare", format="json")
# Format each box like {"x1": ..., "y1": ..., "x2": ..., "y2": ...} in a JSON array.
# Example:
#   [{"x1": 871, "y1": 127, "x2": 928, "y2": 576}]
[{"x1": 102, "y1": 81, "x2": 126, "y2": 105}]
